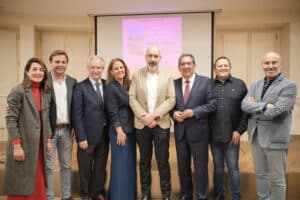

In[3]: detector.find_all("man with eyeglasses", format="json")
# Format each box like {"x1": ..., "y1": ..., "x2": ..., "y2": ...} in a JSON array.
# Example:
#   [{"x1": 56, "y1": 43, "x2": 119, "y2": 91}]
[{"x1": 171, "y1": 54, "x2": 217, "y2": 200}]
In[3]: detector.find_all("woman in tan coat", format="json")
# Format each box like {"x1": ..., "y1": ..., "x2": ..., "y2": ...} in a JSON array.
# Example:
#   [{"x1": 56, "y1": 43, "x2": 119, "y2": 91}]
[{"x1": 3, "y1": 57, "x2": 52, "y2": 199}]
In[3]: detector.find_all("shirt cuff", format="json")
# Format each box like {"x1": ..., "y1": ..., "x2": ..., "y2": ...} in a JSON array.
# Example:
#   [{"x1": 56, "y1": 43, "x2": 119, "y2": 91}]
[{"x1": 11, "y1": 138, "x2": 21, "y2": 145}]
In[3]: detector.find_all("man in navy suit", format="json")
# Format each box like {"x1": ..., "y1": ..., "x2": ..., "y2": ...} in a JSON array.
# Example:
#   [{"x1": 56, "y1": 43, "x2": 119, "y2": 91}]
[
  {"x1": 72, "y1": 55, "x2": 108, "y2": 200},
  {"x1": 172, "y1": 54, "x2": 217, "y2": 200}
]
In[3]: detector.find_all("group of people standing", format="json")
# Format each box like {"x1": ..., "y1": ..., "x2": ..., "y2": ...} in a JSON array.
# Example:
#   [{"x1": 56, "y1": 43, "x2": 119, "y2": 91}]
[{"x1": 2, "y1": 45, "x2": 297, "y2": 200}]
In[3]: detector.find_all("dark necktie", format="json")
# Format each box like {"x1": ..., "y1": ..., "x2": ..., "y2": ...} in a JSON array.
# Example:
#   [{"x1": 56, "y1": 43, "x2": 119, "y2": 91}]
[
  {"x1": 184, "y1": 80, "x2": 190, "y2": 104},
  {"x1": 95, "y1": 82, "x2": 103, "y2": 100}
]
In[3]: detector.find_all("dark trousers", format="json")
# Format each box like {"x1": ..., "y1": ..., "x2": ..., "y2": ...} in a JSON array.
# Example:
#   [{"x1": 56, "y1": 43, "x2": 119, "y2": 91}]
[
  {"x1": 136, "y1": 126, "x2": 171, "y2": 198},
  {"x1": 77, "y1": 139, "x2": 109, "y2": 198},
  {"x1": 175, "y1": 138, "x2": 208, "y2": 200}
]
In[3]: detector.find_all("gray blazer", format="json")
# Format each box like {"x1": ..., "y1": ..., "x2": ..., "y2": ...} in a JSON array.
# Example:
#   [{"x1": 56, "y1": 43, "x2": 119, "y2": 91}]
[
  {"x1": 48, "y1": 72, "x2": 77, "y2": 133},
  {"x1": 241, "y1": 74, "x2": 297, "y2": 149},
  {"x1": 3, "y1": 85, "x2": 52, "y2": 195}
]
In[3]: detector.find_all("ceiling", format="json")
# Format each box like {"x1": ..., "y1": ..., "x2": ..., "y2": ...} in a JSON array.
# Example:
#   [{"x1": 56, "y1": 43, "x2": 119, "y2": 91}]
[{"x1": 0, "y1": 0, "x2": 300, "y2": 17}]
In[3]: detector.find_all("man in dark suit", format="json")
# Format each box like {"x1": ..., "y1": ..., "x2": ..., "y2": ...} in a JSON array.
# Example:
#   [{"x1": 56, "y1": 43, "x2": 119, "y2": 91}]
[
  {"x1": 46, "y1": 50, "x2": 76, "y2": 200},
  {"x1": 242, "y1": 52, "x2": 297, "y2": 200},
  {"x1": 72, "y1": 55, "x2": 109, "y2": 200},
  {"x1": 172, "y1": 54, "x2": 217, "y2": 200}
]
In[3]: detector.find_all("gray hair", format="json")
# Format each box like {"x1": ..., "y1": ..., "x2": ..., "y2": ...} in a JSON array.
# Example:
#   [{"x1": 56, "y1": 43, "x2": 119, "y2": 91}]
[{"x1": 87, "y1": 55, "x2": 105, "y2": 68}]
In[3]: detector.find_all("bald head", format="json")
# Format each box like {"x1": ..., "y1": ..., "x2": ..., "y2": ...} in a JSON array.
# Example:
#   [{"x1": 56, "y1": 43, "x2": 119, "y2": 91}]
[
  {"x1": 145, "y1": 45, "x2": 161, "y2": 73},
  {"x1": 261, "y1": 51, "x2": 282, "y2": 81},
  {"x1": 262, "y1": 51, "x2": 281, "y2": 64},
  {"x1": 146, "y1": 45, "x2": 161, "y2": 55}
]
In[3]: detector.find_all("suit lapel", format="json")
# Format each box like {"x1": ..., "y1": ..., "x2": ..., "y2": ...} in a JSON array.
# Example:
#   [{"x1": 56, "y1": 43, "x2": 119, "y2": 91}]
[
  {"x1": 262, "y1": 75, "x2": 283, "y2": 101},
  {"x1": 114, "y1": 80, "x2": 128, "y2": 97},
  {"x1": 140, "y1": 67, "x2": 148, "y2": 102},
  {"x1": 176, "y1": 78, "x2": 184, "y2": 104},
  {"x1": 48, "y1": 72, "x2": 56, "y2": 104},
  {"x1": 256, "y1": 80, "x2": 264, "y2": 101},
  {"x1": 65, "y1": 76, "x2": 73, "y2": 110},
  {"x1": 41, "y1": 90, "x2": 49, "y2": 110},
  {"x1": 187, "y1": 75, "x2": 198, "y2": 104},
  {"x1": 156, "y1": 70, "x2": 164, "y2": 103},
  {"x1": 24, "y1": 87, "x2": 39, "y2": 119},
  {"x1": 85, "y1": 78, "x2": 103, "y2": 105}
]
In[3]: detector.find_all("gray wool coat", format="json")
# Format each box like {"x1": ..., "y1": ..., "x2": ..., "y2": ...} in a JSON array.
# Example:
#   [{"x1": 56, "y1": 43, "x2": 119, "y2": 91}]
[{"x1": 3, "y1": 85, "x2": 52, "y2": 195}]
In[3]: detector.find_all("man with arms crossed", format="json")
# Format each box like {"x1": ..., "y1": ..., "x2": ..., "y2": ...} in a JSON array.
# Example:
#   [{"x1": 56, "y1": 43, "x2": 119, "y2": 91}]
[
  {"x1": 129, "y1": 46, "x2": 175, "y2": 200},
  {"x1": 46, "y1": 50, "x2": 76, "y2": 200},
  {"x1": 242, "y1": 51, "x2": 297, "y2": 200},
  {"x1": 72, "y1": 55, "x2": 108, "y2": 200},
  {"x1": 210, "y1": 56, "x2": 248, "y2": 200},
  {"x1": 172, "y1": 54, "x2": 216, "y2": 200}
]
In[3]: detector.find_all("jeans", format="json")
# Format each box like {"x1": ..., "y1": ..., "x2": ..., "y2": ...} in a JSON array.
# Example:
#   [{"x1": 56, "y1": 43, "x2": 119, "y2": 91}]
[
  {"x1": 46, "y1": 127, "x2": 73, "y2": 200},
  {"x1": 252, "y1": 138, "x2": 287, "y2": 200},
  {"x1": 211, "y1": 142, "x2": 240, "y2": 200}
]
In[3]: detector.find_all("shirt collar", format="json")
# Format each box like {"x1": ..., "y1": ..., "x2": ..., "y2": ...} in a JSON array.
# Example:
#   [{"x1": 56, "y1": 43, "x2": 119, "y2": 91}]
[
  {"x1": 264, "y1": 73, "x2": 281, "y2": 84},
  {"x1": 146, "y1": 66, "x2": 159, "y2": 75},
  {"x1": 214, "y1": 74, "x2": 232, "y2": 83},
  {"x1": 183, "y1": 73, "x2": 195, "y2": 84},
  {"x1": 51, "y1": 71, "x2": 66, "y2": 82},
  {"x1": 89, "y1": 77, "x2": 101, "y2": 86}
]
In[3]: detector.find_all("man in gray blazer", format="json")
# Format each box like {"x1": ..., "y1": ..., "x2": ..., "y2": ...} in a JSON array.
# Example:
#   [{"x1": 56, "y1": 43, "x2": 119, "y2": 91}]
[
  {"x1": 46, "y1": 50, "x2": 77, "y2": 200},
  {"x1": 242, "y1": 51, "x2": 297, "y2": 200}
]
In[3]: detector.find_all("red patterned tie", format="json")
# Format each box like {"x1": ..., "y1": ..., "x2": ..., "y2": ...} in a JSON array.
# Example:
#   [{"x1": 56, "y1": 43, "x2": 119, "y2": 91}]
[{"x1": 184, "y1": 80, "x2": 190, "y2": 104}]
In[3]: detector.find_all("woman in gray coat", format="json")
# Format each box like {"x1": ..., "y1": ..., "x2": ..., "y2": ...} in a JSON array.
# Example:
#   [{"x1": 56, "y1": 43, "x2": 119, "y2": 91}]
[{"x1": 3, "y1": 57, "x2": 52, "y2": 199}]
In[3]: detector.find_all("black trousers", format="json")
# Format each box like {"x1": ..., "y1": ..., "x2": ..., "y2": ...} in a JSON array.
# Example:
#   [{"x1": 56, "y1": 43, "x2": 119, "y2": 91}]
[
  {"x1": 77, "y1": 138, "x2": 109, "y2": 198},
  {"x1": 136, "y1": 126, "x2": 171, "y2": 198},
  {"x1": 175, "y1": 138, "x2": 208, "y2": 200}
]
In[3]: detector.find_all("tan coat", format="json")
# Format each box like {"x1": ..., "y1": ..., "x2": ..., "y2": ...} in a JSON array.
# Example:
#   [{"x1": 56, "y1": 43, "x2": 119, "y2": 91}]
[
  {"x1": 129, "y1": 67, "x2": 175, "y2": 129},
  {"x1": 3, "y1": 85, "x2": 52, "y2": 195}
]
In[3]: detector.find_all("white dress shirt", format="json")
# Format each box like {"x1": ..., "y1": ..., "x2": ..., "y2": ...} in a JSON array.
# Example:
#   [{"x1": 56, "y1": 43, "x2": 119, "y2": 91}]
[
  {"x1": 146, "y1": 70, "x2": 159, "y2": 113},
  {"x1": 181, "y1": 73, "x2": 195, "y2": 94},
  {"x1": 51, "y1": 73, "x2": 69, "y2": 124},
  {"x1": 89, "y1": 77, "x2": 104, "y2": 101}
]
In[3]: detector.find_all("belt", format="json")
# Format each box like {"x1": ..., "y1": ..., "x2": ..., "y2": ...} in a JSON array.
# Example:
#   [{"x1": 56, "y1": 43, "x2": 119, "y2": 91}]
[{"x1": 55, "y1": 123, "x2": 69, "y2": 129}]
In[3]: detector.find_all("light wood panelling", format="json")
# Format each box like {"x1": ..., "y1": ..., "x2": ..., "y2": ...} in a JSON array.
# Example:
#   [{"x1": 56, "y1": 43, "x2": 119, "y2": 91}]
[
  {"x1": 37, "y1": 30, "x2": 94, "y2": 81},
  {"x1": 0, "y1": 28, "x2": 19, "y2": 129}
]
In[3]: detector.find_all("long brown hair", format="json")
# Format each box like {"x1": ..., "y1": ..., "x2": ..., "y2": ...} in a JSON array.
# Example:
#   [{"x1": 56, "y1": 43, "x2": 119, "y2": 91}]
[
  {"x1": 21, "y1": 57, "x2": 51, "y2": 93},
  {"x1": 106, "y1": 58, "x2": 131, "y2": 91}
]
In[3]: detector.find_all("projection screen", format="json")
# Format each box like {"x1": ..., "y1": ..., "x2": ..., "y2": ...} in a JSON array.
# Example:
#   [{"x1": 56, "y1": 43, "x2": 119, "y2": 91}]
[{"x1": 96, "y1": 12, "x2": 214, "y2": 78}]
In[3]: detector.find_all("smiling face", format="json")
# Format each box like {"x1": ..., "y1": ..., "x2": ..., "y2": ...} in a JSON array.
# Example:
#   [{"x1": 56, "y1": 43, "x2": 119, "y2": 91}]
[
  {"x1": 110, "y1": 60, "x2": 126, "y2": 82},
  {"x1": 145, "y1": 46, "x2": 161, "y2": 72},
  {"x1": 262, "y1": 52, "x2": 282, "y2": 81},
  {"x1": 215, "y1": 58, "x2": 231, "y2": 81},
  {"x1": 26, "y1": 62, "x2": 45, "y2": 83},
  {"x1": 88, "y1": 58, "x2": 104, "y2": 82},
  {"x1": 178, "y1": 55, "x2": 195, "y2": 79},
  {"x1": 50, "y1": 54, "x2": 68, "y2": 77}
]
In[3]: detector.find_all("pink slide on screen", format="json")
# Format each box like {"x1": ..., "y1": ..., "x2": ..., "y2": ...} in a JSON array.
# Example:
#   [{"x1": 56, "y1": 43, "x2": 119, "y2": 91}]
[{"x1": 123, "y1": 17, "x2": 182, "y2": 77}]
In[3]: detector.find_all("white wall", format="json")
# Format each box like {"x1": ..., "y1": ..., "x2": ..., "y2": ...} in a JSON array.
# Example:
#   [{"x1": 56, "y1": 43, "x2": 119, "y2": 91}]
[
  {"x1": 0, "y1": 11, "x2": 94, "y2": 80},
  {"x1": 0, "y1": 12, "x2": 94, "y2": 140}
]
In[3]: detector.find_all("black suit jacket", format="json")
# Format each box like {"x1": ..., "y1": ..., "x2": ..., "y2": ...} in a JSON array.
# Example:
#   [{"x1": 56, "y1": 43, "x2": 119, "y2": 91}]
[
  {"x1": 104, "y1": 80, "x2": 134, "y2": 133},
  {"x1": 72, "y1": 78, "x2": 107, "y2": 144},
  {"x1": 172, "y1": 74, "x2": 217, "y2": 142},
  {"x1": 48, "y1": 72, "x2": 77, "y2": 133}
]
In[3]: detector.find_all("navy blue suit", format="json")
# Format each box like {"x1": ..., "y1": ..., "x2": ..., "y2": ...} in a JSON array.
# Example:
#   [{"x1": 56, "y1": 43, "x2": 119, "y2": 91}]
[
  {"x1": 72, "y1": 77, "x2": 108, "y2": 199},
  {"x1": 172, "y1": 74, "x2": 217, "y2": 200},
  {"x1": 104, "y1": 80, "x2": 136, "y2": 200}
]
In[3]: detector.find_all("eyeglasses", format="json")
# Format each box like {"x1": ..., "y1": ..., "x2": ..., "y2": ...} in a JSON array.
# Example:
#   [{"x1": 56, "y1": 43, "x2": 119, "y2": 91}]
[{"x1": 179, "y1": 62, "x2": 194, "y2": 66}]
